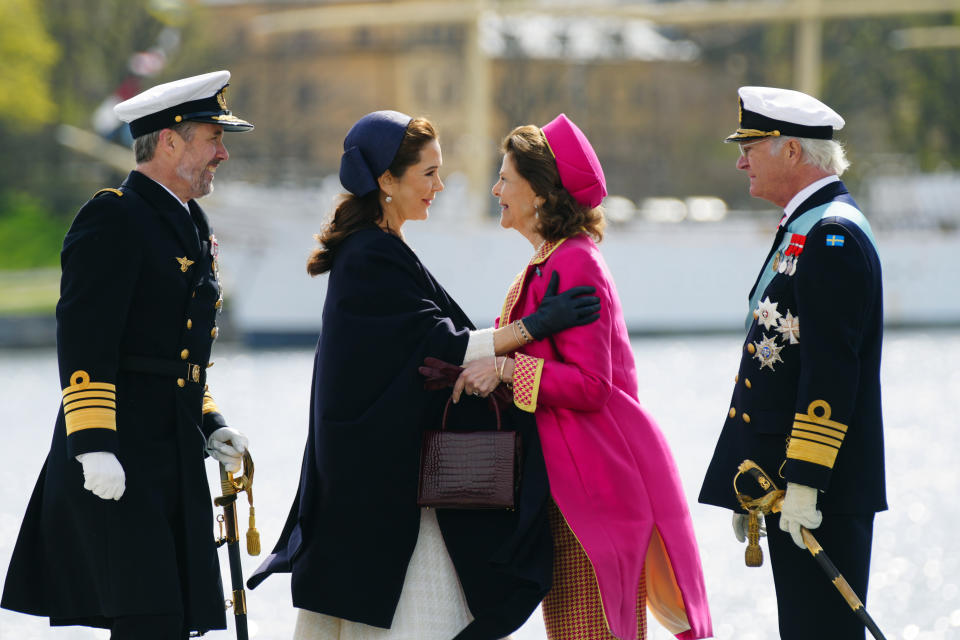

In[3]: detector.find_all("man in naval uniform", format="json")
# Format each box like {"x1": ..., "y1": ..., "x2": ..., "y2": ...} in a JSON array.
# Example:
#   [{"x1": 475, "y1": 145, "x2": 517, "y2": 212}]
[
  {"x1": 2, "y1": 71, "x2": 253, "y2": 639},
  {"x1": 698, "y1": 87, "x2": 886, "y2": 639}
]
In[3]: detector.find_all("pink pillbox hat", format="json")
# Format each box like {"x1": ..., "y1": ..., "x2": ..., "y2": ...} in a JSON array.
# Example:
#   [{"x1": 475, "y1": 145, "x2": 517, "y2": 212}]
[{"x1": 541, "y1": 113, "x2": 607, "y2": 208}]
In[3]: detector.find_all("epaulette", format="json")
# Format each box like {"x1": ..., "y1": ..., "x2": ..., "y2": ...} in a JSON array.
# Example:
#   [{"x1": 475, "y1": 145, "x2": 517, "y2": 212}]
[{"x1": 93, "y1": 188, "x2": 123, "y2": 198}]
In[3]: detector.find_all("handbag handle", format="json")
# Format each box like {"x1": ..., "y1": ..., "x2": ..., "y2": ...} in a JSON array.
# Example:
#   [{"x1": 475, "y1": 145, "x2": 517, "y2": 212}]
[{"x1": 441, "y1": 396, "x2": 502, "y2": 431}]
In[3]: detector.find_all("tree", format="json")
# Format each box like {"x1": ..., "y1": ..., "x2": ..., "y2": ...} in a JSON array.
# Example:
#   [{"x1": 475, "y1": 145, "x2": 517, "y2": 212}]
[{"x1": 0, "y1": 0, "x2": 59, "y2": 130}]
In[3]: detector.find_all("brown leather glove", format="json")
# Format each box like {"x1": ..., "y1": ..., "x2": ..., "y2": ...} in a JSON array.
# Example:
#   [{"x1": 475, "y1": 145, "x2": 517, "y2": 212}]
[{"x1": 419, "y1": 356, "x2": 514, "y2": 406}]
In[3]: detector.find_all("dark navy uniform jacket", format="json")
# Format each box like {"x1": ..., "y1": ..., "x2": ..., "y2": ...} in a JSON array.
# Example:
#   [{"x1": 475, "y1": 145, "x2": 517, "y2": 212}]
[
  {"x1": 248, "y1": 227, "x2": 553, "y2": 640},
  {"x1": 2, "y1": 170, "x2": 230, "y2": 632},
  {"x1": 699, "y1": 180, "x2": 887, "y2": 515}
]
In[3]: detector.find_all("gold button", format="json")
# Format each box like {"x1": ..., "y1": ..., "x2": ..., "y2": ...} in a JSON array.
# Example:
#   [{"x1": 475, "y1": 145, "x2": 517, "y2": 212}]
[
  {"x1": 742, "y1": 413, "x2": 751, "y2": 423},
  {"x1": 176, "y1": 378, "x2": 186, "y2": 388},
  {"x1": 210, "y1": 327, "x2": 218, "y2": 339},
  {"x1": 728, "y1": 407, "x2": 736, "y2": 419},
  {"x1": 186, "y1": 319, "x2": 193, "y2": 330},
  {"x1": 747, "y1": 343, "x2": 756, "y2": 355},
  {"x1": 745, "y1": 378, "x2": 752, "y2": 389},
  {"x1": 180, "y1": 349, "x2": 189, "y2": 360},
  {"x1": 204, "y1": 384, "x2": 209, "y2": 391},
  {"x1": 215, "y1": 299, "x2": 222, "y2": 309},
  {"x1": 734, "y1": 374, "x2": 739, "y2": 383}
]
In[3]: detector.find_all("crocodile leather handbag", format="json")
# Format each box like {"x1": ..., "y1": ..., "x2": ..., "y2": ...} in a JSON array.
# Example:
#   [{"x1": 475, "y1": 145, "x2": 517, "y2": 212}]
[{"x1": 417, "y1": 396, "x2": 520, "y2": 510}]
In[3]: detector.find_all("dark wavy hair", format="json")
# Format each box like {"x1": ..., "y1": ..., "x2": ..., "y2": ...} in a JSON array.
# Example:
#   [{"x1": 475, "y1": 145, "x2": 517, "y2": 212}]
[
  {"x1": 501, "y1": 125, "x2": 605, "y2": 243},
  {"x1": 307, "y1": 117, "x2": 438, "y2": 276}
]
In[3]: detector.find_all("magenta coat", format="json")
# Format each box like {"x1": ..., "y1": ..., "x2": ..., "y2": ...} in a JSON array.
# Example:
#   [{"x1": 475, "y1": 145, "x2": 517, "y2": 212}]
[{"x1": 498, "y1": 234, "x2": 712, "y2": 640}]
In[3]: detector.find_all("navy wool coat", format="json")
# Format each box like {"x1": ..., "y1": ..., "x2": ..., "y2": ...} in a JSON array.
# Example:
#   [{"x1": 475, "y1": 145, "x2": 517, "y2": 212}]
[
  {"x1": 699, "y1": 180, "x2": 886, "y2": 515},
  {"x1": 248, "y1": 227, "x2": 552, "y2": 639},
  {"x1": 2, "y1": 171, "x2": 230, "y2": 632}
]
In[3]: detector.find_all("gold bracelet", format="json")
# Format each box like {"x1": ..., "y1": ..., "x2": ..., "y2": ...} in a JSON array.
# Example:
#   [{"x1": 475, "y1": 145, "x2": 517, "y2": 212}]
[
  {"x1": 497, "y1": 356, "x2": 507, "y2": 382},
  {"x1": 511, "y1": 321, "x2": 524, "y2": 347},
  {"x1": 493, "y1": 356, "x2": 501, "y2": 382}
]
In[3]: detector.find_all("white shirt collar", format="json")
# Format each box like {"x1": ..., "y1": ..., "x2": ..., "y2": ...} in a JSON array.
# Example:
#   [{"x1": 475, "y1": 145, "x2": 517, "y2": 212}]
[
  {"x1": 144, "y1": 174, "x2": 191, "y2": 211},
  {"x1": 780, "y1": 174, "x2": 839, "y2": 226}
]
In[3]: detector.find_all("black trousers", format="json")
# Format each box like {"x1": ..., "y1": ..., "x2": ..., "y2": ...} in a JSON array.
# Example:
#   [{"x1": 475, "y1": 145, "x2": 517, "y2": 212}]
[
  {"x1": 110, "y1": 614, "x2": 187, "y2": 640},
  {"x1": 766, "y1": 512, "x2": 875, "y2": 640}
]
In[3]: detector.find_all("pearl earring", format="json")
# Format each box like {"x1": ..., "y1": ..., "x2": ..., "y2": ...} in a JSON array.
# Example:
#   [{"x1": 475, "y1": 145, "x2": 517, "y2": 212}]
[
  {"x1": 385, "y1": 195, "x2": 393, "y2": 203},
  {"x1": 534, "y1": 204, "x2": 539, "y2": 219}
]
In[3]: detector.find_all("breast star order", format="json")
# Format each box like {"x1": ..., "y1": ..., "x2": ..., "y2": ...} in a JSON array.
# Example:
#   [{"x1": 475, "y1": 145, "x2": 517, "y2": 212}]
[
  {"x1": 776, "y1": 310, "x2": 800, "y2": 344},
  {"x1": 753, "y1": 334, "x2": 784, "y2": 371},
  {"x1": 756, "y1": 296, "x2": 782, "y2": 331},
  {"x1": 176, "y1": 256, "x2": 194, "y2": 273}
]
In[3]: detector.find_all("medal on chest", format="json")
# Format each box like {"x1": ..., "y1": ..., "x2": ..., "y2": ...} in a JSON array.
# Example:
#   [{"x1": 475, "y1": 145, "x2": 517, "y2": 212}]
[
  {"x1": 777, "y1": 233, "x2": 806, "y2": 276},
  {"x1": 210, "y1": 234, "x2": 224, "y2": 312},
  {"x1": 750, "y1": 296, "x2": 801, "y2": 371}
]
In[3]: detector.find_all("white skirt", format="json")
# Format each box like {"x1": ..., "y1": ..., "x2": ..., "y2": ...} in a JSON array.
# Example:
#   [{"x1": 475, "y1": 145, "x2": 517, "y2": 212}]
[{"x1": 293, "y1": 508, "x2": 474, "y2": 640}]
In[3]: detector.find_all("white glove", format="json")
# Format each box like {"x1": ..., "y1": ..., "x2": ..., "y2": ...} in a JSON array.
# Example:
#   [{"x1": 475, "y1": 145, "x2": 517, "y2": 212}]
[
  {"x1": 76, "y1": 452, "x2": 126, "y2": 501},
  {"x1": 206, "y1": 427, "x2": 248, "y2": 473},
  {"x1": 779, "y1": 482, "x2": 823, "y2": 548},
  {"x1": 732, "y1": 512, "x2": 765, "y2": 543}
]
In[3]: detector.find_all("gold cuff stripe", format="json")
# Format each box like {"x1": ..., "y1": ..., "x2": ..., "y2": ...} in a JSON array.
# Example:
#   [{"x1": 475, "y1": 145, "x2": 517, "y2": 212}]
[
  {"x1": 794, "y1": 400, "x2": 847, "y2": 432},
  {"x1": 64, "y1": 407, "x2": 117, "y2": 435},
  {"x1": 202, "y1": 392, "x2": 219, "y2": 415},
  {"x1": 792, "y1": 421, "x2": 846, "y2": 441},
  {"x1": 64, "y1": 398, "x2": 117, "y2": 412},
  {"x1": 62, "y1": 381, "x2": 116, "y2": 396},
  {"x1": 63, "y1": 389, "x2": 115, "y2": 403},
  {"x1": 790, "y1": 427, "x2": 842, "y2": 447},
  {"x1": 787, "y1": 437, "x2": 839, "y2": 468},
  {"x1": 62, "y1": 370, "x2": 116, "y2": 396}
]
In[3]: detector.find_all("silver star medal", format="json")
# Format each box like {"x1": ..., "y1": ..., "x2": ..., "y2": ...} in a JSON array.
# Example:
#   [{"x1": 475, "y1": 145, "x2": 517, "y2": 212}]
[
  {"x1": 755, "y1": 296, "x2": 782, "y2": 330},
  {"x1": 776, "y1": 310, "x2": 800, "y2": 344},
  {"x1": 753, "y1": 334, "x2": 784, "y2": 371}
]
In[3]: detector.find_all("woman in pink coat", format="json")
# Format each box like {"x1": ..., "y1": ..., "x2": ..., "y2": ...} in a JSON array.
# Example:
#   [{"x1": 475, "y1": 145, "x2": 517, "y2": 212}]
[{"x1": 452, "y1": 115, "x2": 713, "y2": 640}]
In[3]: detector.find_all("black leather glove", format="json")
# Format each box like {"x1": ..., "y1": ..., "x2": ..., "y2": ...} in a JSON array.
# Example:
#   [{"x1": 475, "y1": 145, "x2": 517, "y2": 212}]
[{"x1": 521, "y1": 270, "x2": 600, "y2": 340}]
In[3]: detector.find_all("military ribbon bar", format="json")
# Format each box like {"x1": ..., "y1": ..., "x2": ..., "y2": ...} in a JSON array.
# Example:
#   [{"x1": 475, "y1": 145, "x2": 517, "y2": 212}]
[{"x1": 784, "y1": 233, "x2": 806, "y2": 257}]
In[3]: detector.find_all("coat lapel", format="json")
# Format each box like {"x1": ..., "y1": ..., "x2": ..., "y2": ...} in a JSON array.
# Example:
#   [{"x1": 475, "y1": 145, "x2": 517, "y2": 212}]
[{"x1": 122, "y1": 171, "x2": 201, "y2": 260}]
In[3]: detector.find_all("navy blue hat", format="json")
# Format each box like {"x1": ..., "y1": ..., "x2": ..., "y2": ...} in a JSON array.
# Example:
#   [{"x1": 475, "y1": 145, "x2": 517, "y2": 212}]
[{"x1": 339, "y1": 110, "x2": 413, "y2": 196}]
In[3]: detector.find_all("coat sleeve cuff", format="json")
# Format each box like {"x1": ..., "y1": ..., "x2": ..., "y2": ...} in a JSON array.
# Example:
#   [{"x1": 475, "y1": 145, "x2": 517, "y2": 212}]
[
  {"x1": 62, "y1": 369, "x2": 119, "y2": 456},
  {"x1": 512, "y1": 352, "x2": 544, "y2": 413},
  {"x1": 463, "y1": 328, "x2": 495, "y2": 364},
  {"x1": 784, "y1": 399, "x2": 848, "y2": 489},
  {"x1": 202, "y1": 409, "x2": 228, "y2": 441}
]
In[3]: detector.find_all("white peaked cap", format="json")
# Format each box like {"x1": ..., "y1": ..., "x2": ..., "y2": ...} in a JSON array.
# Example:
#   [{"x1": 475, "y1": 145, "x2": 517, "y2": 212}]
[
  {"x1": 726, "y1": 86, "x2": 843, "y2": 142},
  {"x1": 114, "y1": 70, "x2": 253, "y2": 138}
]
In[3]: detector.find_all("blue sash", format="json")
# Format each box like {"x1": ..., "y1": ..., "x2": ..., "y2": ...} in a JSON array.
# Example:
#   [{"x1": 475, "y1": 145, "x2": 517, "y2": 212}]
[{"x1": 745, "y1": 201, "x2": 878, "y2": 331}]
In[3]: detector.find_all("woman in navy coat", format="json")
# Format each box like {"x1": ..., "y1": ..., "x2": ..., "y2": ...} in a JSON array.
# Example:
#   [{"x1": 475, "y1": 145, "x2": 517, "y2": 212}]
[{"x1": 248, "y1": 111, "x2": 600, "y2": 640}]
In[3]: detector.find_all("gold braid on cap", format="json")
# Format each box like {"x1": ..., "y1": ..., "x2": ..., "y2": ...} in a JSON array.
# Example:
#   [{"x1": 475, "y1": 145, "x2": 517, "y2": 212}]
[{"x1": 734, "y1": 128, "x2": 781, "y2": 138}]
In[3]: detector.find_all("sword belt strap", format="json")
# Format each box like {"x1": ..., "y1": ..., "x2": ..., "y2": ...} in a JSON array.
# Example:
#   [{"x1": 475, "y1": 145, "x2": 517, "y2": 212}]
[{"x1": 120, "y1": 355, "x2": 207, "y2": 387}]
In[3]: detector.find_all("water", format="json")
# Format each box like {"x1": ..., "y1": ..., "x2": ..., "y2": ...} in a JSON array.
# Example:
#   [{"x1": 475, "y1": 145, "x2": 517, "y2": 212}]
[{"x1": 1, "y1": 330, "x2": 958, "y2": 640}]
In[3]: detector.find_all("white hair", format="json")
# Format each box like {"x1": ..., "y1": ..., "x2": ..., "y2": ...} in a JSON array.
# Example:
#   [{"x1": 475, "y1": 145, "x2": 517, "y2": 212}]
[{"x1": 770, "y1": 136, "x2": 850, "y2": 176}]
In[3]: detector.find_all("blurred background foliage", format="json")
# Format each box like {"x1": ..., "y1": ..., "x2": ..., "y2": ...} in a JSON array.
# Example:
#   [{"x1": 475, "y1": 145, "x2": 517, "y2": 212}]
[
  {"x1": 0, "y1": 0, "x2": 218, "y2": 269},
  {"x1": 1, "y1": 0, "x2": 959, "y2": 270}
]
